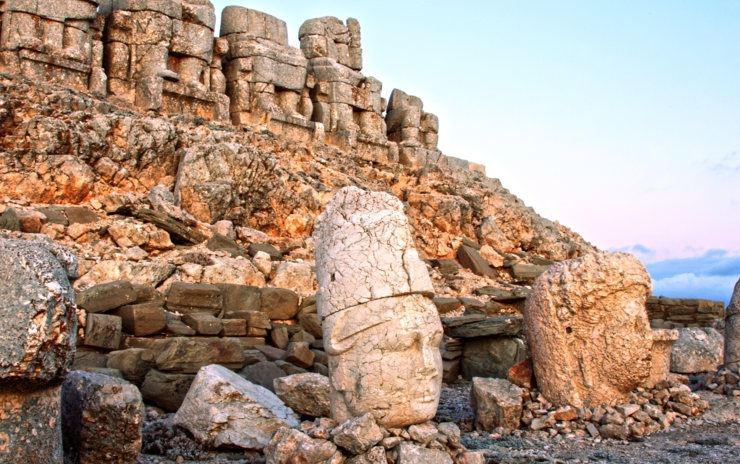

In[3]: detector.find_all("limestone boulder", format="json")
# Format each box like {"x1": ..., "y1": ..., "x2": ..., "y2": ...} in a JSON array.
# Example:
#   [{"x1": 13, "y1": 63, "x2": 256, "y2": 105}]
[
  {"x1": 469, "y1": 377, "x2": 523, "y2": 431},
  {"x1": 523, "y1": 251, "x2": 652, "y2": 408},
  {"x1": 173, "y1": 364, "x2": 300, "y2": 450},
  {"x1": 396, "y1": 442, "x2": 453, "y2": 464},
  {"x1": 330, "y1": 413, "x2": 383, "y2": 455},
  {"x1": 0, "y1": 239, "x2": 79, "y2": 390},
  {"x1": 274, "y1": 373, "x2": 331, "y2": 417},
  {"x1": 61, "y1": 370, "x2": 144, "y2": 464},
  {"x1": 270, "y1": 261, "x2": 317, "y2": 292},
  {"x1": 265, "y1": 427, "x2": 338, "y2": 464},
  {"x1": 670, "y1": 327, "x2": 724, "y2": 374}
]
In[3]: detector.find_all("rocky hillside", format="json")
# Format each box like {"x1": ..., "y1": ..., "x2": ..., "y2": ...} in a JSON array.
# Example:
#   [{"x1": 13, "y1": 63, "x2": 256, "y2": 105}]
[{"x1": 0, "y1": 76, "x2": 594, "y2": 263}]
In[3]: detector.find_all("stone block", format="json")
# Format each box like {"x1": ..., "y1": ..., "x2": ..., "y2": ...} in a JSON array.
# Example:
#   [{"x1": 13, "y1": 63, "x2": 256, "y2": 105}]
[
  {"x1": 331, "y1": 413, "x2": 383, "y2": 455},
  {"x1": 216, "y1": 283, "x2": 261, "y2": 314},
  {"x1": 181, "y1": 313, "x2": 223, "y2": 335},
  {"x1": 396, "y1": 443, "x2": 453, "y2": 464},
  {"x1": 61, "y1": 370, "x2": 144, "y2": 464},
  {"x1": 470, "y1": 377, "x2": 523, "y2": 431},
  {"x1": 248, "y1": 242, "x2": 283, "y2": 261},
  {"x1": 206, "y1": 232, "x2": 248, "y2": 259},
  {"x1": 508, "y1": 357, "x2": 535, "y2": 389},
  {"x1": 670, "y1": 327, "x2": 723, "y2": 374},
  {"x1": 84, "y1": 313, "x2": 123, "y2": 350},
  {"x1": 112, "y1": 0, "x2": 182, "y2": 19},
  {"x1": 112, "y1": 302, "x2": 166, "y2": 336},
  {"x1": 140, "y1": 369, "x2": 195, "y2": 412},
  {"x1": 0, "y1": 386, "x2": 63, "y2": 463},
  {"x1": 238, "y1": 360, "x2": 286, "y2": 392},
  {"x1": 271, "y1": 326, "x2": 290, "y2": 350},
  {"x1": 432, "y1": 297, "x2": 460, "y2": 314},
  {"x1": 143, "y1": 337, "x2": 244, "y2": 373},
  {"x1": 449, "y1": 317, "x2": 523, "y2": 339},
  {"x1": 285, "y1": 342, "x2": 314, "y2": 369},
  {"x1": 221, "y1": 318, "x2": 247, "y2": 336},
  {"x1": 76, "y1": 280, "x2": 137, "y2": 313},
  {"x1": 260, "y1": 287, "x2": 300, "y2": 320},
  {"x1": 166, "y1": 281, "x2": 222, "y2": 316}
]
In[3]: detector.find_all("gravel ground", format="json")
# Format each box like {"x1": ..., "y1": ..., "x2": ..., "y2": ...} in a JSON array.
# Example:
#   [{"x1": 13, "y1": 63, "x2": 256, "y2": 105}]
[{"x1": 135, "y1": 381, "x2": 740, "y2": 464}]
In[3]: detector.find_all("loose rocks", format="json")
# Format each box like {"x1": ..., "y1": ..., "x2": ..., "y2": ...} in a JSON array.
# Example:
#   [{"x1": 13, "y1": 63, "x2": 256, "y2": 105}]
[{"x1": 274, "y1": 373, "x2": 331, "y2": 417}]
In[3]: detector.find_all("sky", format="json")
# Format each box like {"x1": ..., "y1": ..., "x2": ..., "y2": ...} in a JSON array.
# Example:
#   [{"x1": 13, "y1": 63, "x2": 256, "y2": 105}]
[{"x1": 210, "y1": 0, "x2": 740, "y2": 304}]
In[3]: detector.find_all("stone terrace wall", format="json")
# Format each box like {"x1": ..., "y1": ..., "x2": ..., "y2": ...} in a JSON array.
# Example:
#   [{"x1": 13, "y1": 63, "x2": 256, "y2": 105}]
[
  {"x1": 647, "y1": 296, "x2": 725, "y2": 328},
  {"x1": 0, "y1": 0, "x2": 486, "y2": 175}
]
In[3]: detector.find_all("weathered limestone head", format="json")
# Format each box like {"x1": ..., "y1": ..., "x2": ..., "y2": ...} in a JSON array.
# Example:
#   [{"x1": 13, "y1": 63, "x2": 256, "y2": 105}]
[
  {"x1": 523, "y1": 251, "x2": 653, "y2": 408},
  {"x1": 313, "y1": 187, "x2": 442, "y2": 427}
]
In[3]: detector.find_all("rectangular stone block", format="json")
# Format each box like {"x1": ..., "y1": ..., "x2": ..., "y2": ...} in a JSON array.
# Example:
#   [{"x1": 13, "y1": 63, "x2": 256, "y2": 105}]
[
  {"x1": 134, "y1": 75, "x2": 163, "y2": 110},
  {"x1": 220, "y1": 319, "x2": 247, "y2": 336},
  {"x1": 84, "y1": 313, "x2": 123, "y2": 350},
  {"x1": 385, "y1": 105, "x2": 421, "y2": 132},
  {"x1": 181, "y1": 313, "x2": 223, "y2": 335},
  {"x1": 144, "y1": 337, "x2": 244, "y2": 373},
  {"x1": 308, "y1": 59, "x2": 362, "y2": 85},
  {"x1": 112, "y1": 302, "x2": 167, "y2": 337},
  {"x1": 76, "y1": 280, "x2": 137, "y2": 314},
  {"x1": 235, "y1": 337, "x2": 266, "y2": 349},
  {"x1": 165, "y1": 282, "x2": 222, "y2": 316},
  {"x1": 247, "y1": 327, "x2": 268, "y2": 337},
  {"x1": 112, "y1": 0, "x2": 183, "y2": 20},
  {"x1": 215, "y1": 283, "x2": 261, "y2": 315},
  {"x1": 171, "y1": 20, "x2": 213, "y2": 61},
  {"x1": 225, "y1": 310, "x2": 271, "y2": 329},
  {"x1": 301, "y1": 35, "x2": 328, "y2": 59}
]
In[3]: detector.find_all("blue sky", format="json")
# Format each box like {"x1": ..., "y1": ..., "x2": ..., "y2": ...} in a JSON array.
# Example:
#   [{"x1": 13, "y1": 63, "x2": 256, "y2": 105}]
[{"x1": 210, "y1": 1, "x2": 740, "y2": 303}]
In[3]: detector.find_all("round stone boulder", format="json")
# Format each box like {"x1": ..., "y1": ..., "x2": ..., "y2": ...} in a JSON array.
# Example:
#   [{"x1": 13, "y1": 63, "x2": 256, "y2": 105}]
[
  {"x1": 670, "y1": 327, "x2": 724, "y2": 374},
  {"x1": 523, "y1": 251, "x2": 652, "y2": 408}
]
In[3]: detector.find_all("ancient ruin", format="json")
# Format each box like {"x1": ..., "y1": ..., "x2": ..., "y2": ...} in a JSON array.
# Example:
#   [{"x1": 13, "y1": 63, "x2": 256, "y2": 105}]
[
  {"x1": 523, "y1": 251, "x2": 653, "y2": 408},
  {"x1": 313, "y1": 187, "x2": 444, "y2": 427},
  {"x1": 0, "y1": 0, "x2": 736, "y2": 462}
]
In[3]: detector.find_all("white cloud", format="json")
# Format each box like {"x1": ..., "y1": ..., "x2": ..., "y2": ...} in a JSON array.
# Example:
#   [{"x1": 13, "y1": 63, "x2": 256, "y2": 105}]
[{"x1": 651, "y1": 273, "x2": 738, "y2": 304}]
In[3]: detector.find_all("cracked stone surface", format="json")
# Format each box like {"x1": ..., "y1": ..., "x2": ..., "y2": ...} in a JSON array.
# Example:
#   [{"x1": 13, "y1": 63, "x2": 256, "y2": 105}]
[
  {"x1": 313, "y1": 187, "x2": 443, "y2": 427},
  {"x1": 523, "y1": 251, "x2": 653, "y2": 408}
]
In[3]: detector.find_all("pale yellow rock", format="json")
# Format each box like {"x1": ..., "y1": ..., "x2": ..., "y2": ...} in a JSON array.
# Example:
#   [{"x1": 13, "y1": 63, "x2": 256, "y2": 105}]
[
  {"x1": 523, "y1": 251, "x2": 653, "y2": 408},
  {"x1": 313, "y1": 187, "x2": 442, "y2": 427}
]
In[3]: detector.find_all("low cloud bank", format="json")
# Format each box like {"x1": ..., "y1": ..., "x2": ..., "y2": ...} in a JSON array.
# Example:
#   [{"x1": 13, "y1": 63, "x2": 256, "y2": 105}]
[{"x1": 609, "y1": 246, "x2": 739, "y2": 304}]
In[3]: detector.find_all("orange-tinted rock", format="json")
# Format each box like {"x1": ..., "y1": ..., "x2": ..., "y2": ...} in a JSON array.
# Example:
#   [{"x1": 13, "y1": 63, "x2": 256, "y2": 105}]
[{"x1": 508, "y1": 358, "x2": 535, "y2": 389}]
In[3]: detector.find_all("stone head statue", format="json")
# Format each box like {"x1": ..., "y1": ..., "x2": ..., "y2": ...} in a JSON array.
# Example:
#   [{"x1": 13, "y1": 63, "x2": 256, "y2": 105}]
[{"x1": 313, "y1": 187, "x2": 443, "y2": 427}]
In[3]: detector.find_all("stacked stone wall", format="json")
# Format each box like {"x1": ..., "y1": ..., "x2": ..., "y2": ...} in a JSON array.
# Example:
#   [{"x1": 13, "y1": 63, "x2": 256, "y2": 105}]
[{"x1": 647, "y1": 296, "x2": 725, "y2": 328}]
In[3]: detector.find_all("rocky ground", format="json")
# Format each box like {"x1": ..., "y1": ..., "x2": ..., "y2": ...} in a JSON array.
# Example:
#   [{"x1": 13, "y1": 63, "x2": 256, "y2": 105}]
[{"x1": 127, "y1": 380, "x2": 740, "y2": 464}]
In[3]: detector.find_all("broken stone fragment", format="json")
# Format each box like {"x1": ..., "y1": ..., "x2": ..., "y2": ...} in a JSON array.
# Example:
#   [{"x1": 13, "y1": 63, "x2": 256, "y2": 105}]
[
  {"x1": 330, "y1": 413, "x2": 384, "y2": 455},
  {"x1": 470, "y1": 377, "x2": 523, "y2": 431},
  {"x1": 265, "y1": 427, "x2": 338, "y2": 464},
  {"x1": 274, "y1": 373, "x2": 331, "y2": 418},
  {"x1": 181, "y1": 312, "x2": 223, "y2": 335},
  {"x1": 61, "y1": 370, "x2": 145, "y2": 464},
  {"x1": 0, "y1": 239, "x2": 79, "y2": 389},
  {"x1": 174, "y1": 364, "x2": 300, "y2": 450}
]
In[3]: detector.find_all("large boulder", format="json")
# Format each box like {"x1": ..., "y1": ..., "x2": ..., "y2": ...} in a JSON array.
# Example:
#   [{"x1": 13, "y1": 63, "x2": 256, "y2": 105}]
[
  {"x1": 523, "y1": 252, "x2": 652, "y2": 407},
  {"x1": 61, "y1": 371, "x2": 144, "y2": 464},
  {"x1": 273, "y1": 373, "x2": 331, "y2": 418},
  {"x1": 173, "y1": 364, "x2": 300, "y2": 450},
  {"x1": 670, "y1": 327, "x2": 724, "y2": 374}
]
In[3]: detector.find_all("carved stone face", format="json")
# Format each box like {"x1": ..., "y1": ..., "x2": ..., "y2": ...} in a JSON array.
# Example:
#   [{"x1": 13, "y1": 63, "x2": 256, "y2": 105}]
[{"x1": 325, "y1": 295, "x2": 443, "y2": 428}]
